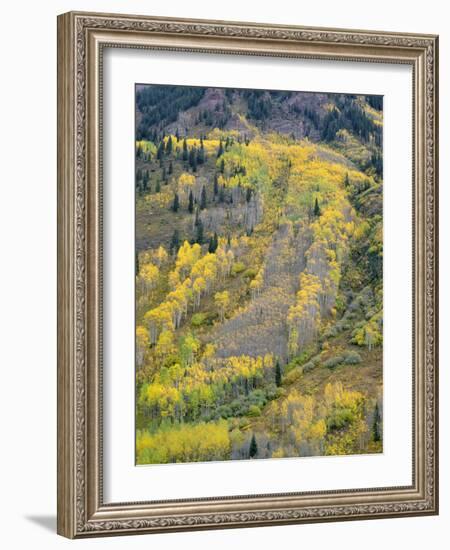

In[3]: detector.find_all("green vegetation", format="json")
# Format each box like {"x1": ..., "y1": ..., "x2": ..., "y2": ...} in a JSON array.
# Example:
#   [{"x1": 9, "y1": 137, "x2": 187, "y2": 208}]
[{"x1": 135, "y1": 85, "x2": 383, "y2": 464}]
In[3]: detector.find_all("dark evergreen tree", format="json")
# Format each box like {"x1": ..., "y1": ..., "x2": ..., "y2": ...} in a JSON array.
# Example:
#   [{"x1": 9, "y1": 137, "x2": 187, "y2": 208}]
[
  {"x1": 142, "y1": 170, "x2": 149, "y2": 192},
  {"x1": 367, "y1": 95, "x2": 383, "y2": 111},
  {"x1": 344, "y1": 172, "x2": 350, "y2": 187},
  {"x1": 219, "y1": 158, "x2": 225, "y2": 174},
  {"x1": 155, "y1": 180, "x2": 161, "y2": 193},
  {"x1": 249, "y1": 434, "x2": 258, "y2": 458},
  {"x1": 246, "y1": 187, "x2": 252, "y2": 203},
  {"x1": 156, "y1": 141, "x2": 164, "y2": 160},
  {"x1": 208, "y1": 232, "x2": 219, "y2": 253},
  {"x1": 162, "y1": 165, "x2": 167, "y2": 183},
  {"x1": 188, "y1": 190, "x2": 194, "y2": 214},
  {"x1": 168, "y1": 161, "x2": 173, "y2": 175},
  {"x1": 194, "y1": 208, "x2": 200, "y2": 227},
  {"x1": 275, "y1": 360, "x2": 282, "y2": 387},
  {"x1": 196, "y1": 219, "x2": 204, "y2": 244},
  {"x1": 371, "y1": 151, "x2": 383, "y2": 179},
  {"x1": 175, "y1": 128, "x2": 180, "y2": 142},
  {"x1": 314, "y1": 197, "x2": 321, "y2": 217},
  {"x1": 217, "y1": 140, "x2": 224, "y2": 157},
  {"x1": 213, "y1": 173, "x2": 219, "y2": 196},
  {"x1": 197, "y1": 138, "x2": 205, "y2": 164},
  {"x1": 373, "y1": 402, "x2": 381, "y2": 442},
  {"x1": 200, "y1": 186, "x2": 207, "y2": 210},
  {"x1": 170, "y1": 229, "x2": 180, "y2": 254},
  {"x1": 172, "y1": 193, "x2": 180, "y2": 213},
  {"x1": 218, "y1": 187, "x2": 225, "y2": 203},
  {"x1": 135, "y1": 251, "x2": 140, "y2": 276},
  {"x1": 189, "y1": 148, "x2": 197, "y2": 171},
  {"x1": 166, "y1": 136, "x2": 173, "y2": 155},
  {"x1": 182, "y1": 138, "x2": 188, "y2": 161}
]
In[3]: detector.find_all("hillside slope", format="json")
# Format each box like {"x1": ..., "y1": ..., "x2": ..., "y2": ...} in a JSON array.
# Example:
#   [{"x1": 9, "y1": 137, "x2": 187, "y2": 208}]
[{"x1": 135, "y1": 85, "x2": 383, "y2": 464}]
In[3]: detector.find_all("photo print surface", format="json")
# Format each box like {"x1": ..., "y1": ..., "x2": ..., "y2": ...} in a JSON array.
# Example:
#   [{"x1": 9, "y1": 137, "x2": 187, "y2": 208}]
[{"x1": 134, "y1": 84, "x2": 383, "y2": 465}]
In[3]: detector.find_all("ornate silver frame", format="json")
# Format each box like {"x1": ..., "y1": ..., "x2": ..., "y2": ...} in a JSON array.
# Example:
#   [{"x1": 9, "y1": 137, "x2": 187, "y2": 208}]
[{"x1": 57, "y1": 11, "x2": 439, "y2": 538}]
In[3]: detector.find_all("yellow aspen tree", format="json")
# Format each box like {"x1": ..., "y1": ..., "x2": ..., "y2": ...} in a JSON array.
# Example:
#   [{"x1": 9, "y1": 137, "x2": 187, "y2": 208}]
[{"x1": 214, "y1": 291, "x2": 230, "y2": 322}]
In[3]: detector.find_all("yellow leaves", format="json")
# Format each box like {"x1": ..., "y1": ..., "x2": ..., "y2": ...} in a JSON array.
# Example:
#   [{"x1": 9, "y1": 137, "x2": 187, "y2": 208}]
[
  {"x1": 155, "y1": 330, "x2": 176, "y2": 360},
  {"x1": 155, "y1": 245, "x2": 168, "y2": 266},
  {"x1": 138, "y1": 262, "x2": 159, "y2": 291},
  {"x1": 309, "y1": 419, "x2": 327, "y2": 440},
  {"x1": 214, "y1": 290, "x2": 230, "y2": 322},
  {"x1": 287, "y1": 273, "x2": 322, "y2": 349},
  {"x1": 192, "y1": 276, "x2": 206, "y2": 292},
  {"x1": 217, "y1": 174, "x2": 227, "y2": 188},
  {"x1": 207, "y1": 128, "x2": 240, "y2": 141},
  {"x1": 136, "y1": 325, "x2": 149, "y2": 367},
  {"x1": 136, "y1": 140, "x2": 156, "y2": 155},
  {"x1": 173, "y1": 241, "x2": 202, "y2": 280},
  {"x1": 136, "y1": 325, "x2": 149, "y2": 345},
  {"x1": 168, "y1": 269, "x2": 181, "y2": 290},
  {"x1": 271, "y1": 448, "x2": 285, "y2": 458},
  {"x1": 177, "y1": 172, "x2": 196, "y2": 199},
  {"x1": 136, "y1": 421, "x2": 231, "y2": 464},
  {"x1": 249, "y1": 267, "x2": 264, "y2": 298},
  {"x1": 352, "y1": 318, "x2": 383, "y2": 350},
  {"x1": 144, "y1": 305, "x2": 174, "y2": 337},
  {"x1": 178, "y1": 172, "x2": 196, "y2": 188},
  {"x1": 324, "y1": 381, "x2": 363, "y2": 411},
  {"x1": 203, "y1": 343, "x2": 216, "y2": 360},
  {"x1": 168, "y1": 363, "x2": 184, "y2": 385}
]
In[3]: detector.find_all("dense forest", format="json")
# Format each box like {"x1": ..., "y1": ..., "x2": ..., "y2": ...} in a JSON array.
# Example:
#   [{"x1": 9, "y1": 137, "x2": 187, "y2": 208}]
[{"x1": 135, "y1": 85, "x2": 383, "y2": 465}]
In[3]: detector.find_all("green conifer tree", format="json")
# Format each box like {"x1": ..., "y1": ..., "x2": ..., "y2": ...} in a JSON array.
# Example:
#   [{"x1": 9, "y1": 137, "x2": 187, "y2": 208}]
[
  {"x1": 275, "y1": 360, "x2": 282, "y2": 387},
  {"x1": 166, "y1": 136, "x2": 173, "y2": 155},
  {"x1": 188, "y1": 190, "x2": 194, "y2": 214},
  {"x1": 196, "y1": 219, "x2": 204, "y2": 244},
  {"x1": 314, "y1": 197, "x2": 321, "y2": 217},
  {"x1": 373, "y1": 402, "x2": 381, "y2": 442},
  {"x1": 170, "y1": 229, "x2": 180, "y2": 254},
  {"x1": 172, "y1": 193, "x2": 180, "y2": 213},
  {"x1": 200, "y1": 186, "x2": 207, "y2": 210},
  {"x1": 156, "y1": 141, "x2": 164, "y2": 160},
  {"x1": 249, "y1": 434, "x2": 258, "y2": 458}
]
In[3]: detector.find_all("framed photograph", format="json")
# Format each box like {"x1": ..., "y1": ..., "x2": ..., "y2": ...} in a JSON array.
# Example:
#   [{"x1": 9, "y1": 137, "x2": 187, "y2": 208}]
[{"x1": 57, "y1": 11, "x2": 439, "y2": 538}]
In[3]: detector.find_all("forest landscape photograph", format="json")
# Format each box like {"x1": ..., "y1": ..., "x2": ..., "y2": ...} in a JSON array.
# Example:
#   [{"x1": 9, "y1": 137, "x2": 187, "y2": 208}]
[{"x1": 134, "y1": 84, "x2": 384, "y2": 466}]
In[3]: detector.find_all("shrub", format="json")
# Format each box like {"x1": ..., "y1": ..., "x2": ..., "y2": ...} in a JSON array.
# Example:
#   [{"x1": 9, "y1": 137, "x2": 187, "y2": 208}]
[
  {"x1": 243, "y1": 267, "x2": 258, "y2": 279},
  {"x1": 284, "y1": 366, "x2": 303, "y2": 384},
  {"x1": 191, "y1": 312, "x2": 208, "y2": 327},
  {"x1": 323, "y1": 326, "x2": 338, "y2": 338},
  {"x1": 303, "y1": 361, "x2": 315, "y2": 373},
  {"x1": 343, "y1": 351, "x2": 362, "y2": 365},
  {"x1": 216, "y1": 405, "x2": 233, "y2": 419},
  {"x1": 248, "y1": 389, "x2": 266, "y2": 407},
  {"x1": 323, "y1": 355, "x2": 345, "y2": 369},
  {"x1": 231, "y1": 261, "x2": 246, "y2": 276},
  {"x1": 265, "y1": 383, "x2": 279, "y2": 400},
  {"x1": 327, "y1": 408, "x2": 355, "y2": 430},
  {"x1": 248, "y1": 404, "x2": 261, "y2": 417}
]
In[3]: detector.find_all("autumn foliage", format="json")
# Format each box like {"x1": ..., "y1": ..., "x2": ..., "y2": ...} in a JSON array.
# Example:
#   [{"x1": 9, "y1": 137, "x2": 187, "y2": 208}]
[{"x1": 134, "y1": 86, "x2": 383, "y2": 464}]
